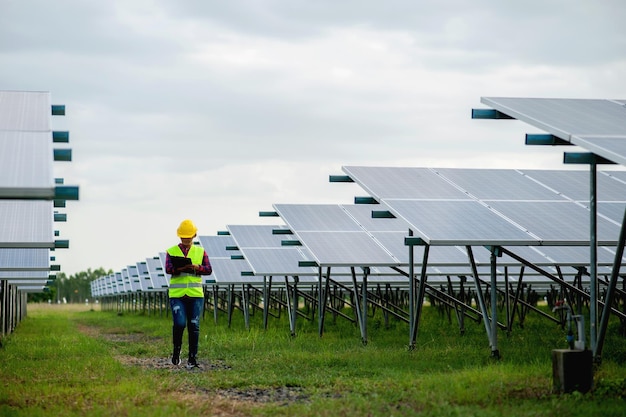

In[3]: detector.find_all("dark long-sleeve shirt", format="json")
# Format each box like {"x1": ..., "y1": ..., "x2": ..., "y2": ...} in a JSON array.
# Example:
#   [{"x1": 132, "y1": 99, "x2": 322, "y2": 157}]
[{"x1": 165, "y1": 243, "x2": 212, "y2": 276}]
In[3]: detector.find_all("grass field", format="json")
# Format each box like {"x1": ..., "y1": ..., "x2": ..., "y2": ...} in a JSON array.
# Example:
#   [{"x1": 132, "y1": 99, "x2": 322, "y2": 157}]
[{"x1": 0, "y1": 302, "x2": 624, "y2": 416}]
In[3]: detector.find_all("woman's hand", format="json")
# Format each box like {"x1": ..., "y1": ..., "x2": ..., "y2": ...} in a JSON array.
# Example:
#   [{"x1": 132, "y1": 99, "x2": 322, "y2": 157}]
[{"x1": 178, "y1": 264, "x2": 198, "y2": 274}]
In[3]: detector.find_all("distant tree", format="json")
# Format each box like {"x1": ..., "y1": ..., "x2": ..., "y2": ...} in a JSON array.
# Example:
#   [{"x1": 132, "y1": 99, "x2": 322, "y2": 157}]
[
  {"x1": 27, "y1": 287, "x2": 55, "y2": 303},
  {"x1": 28, "y1": 268, "x2": 112, "y2": 303}
]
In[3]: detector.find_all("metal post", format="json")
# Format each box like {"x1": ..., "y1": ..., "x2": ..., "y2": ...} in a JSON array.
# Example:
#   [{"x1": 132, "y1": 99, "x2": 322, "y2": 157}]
[
  {"x1": 241, "y1": 284, "x2": 250, "y2": 330},
  {"x1": 285, "y1": 276, "x2": 298, "y2": 337},
  {"x1": 361, "y1": 267, "x2": 369, "y2": 345},
  {"x1": 595, "y1": 205, "x2": 626, "y2": 360},
  {"x1": 263, "y1": 277, "x2": 270, "y2": 329},
  {"x1": 213, "y1": 285, "x2": 219, "y2": 324},
  {"x1": 467, "y1": 246, "x2": 492, "y2": 343},
  {"x1": 291, "y1": 276, "x2": 299, "y2": 337},
  {"x1": 350, "y1": 267, "x2": 365, "y2": 342},
  {"x1": 318, "y1": 266, "x2": 331, "y2": 337},
  {"x1": 227, "y1": 285, "x2": 235, "y2": 328},
  {"x1": 408, "y1": 232, "x2": 415, "y2": 349},
  {"x1": 410, "y1": 244, "x2": 430, "y2": 347},
  {"x1": 504, "y1": 266, "x2": 510, "y2": 333},
  {"x1": 590, "y1": 161, "x2": 598, "y2": 354},
  {"x1": 490, "y1": 248, "x2": 500, "y2": 358},
  {"x1": 318, "y1": 266, "x2": 324, "y2": 336}
]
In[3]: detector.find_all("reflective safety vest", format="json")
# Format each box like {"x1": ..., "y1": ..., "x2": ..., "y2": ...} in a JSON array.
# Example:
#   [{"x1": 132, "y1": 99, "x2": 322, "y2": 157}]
[{"x1": 167, "y1": 244, "x2": 205, "y2": 298}]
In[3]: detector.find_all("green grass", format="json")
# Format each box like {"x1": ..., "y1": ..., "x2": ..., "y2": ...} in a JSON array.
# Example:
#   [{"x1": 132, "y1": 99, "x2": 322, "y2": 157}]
[{"x1": 0, "y1": 303, "x2": 625, "y2": 416}]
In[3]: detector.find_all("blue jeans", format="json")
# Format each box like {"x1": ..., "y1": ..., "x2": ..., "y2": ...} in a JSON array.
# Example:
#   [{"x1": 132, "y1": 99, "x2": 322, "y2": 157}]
[{"x1": 170, "y1": 296, "x2": 204, "y2": 358}]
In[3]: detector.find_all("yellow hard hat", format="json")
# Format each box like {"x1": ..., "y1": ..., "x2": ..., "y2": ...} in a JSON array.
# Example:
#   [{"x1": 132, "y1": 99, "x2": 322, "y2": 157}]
[{"x1": 177, "y1": 219, "x2": 198, "y2": 238}]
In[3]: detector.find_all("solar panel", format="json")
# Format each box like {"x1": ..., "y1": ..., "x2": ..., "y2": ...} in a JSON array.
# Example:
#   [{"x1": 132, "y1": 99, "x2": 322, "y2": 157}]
[
  {"x1": 115, "y1": 271, "x2": 129, "y2": 293},
  {"x1": 604, "y1": 170, "x2": 626, "y2": 184},
  {"x1": 345, "y1": 166, "x2": 473, "y2": 200},
  {"x1": 0, "y1": 270, "x2": 48, "y2": 279},
  {"x1": 487, "y1": 200, "x2": 620, "y2": 245},
  {"x1": 0, "y1": 201, "x2": 54, "y2": 248},
  {"x1": 10, "y1": 283, "x2": 47, "y2": 291},
  {"x1": 238, "y1": 247, "x2": 318, "y2": 276},
  {"x1": 342, "y1": 204, "x2": 410, "y2": 232},
  {"x1": 127, "y1": 265, "x2": 144, "y2": 292},
  {"x1": 223, "y1": 224, "x2": 320, "y2": 279},
  {"x1": 274, "y1": 204, "x2": 363, "y2": 231},
  {"x1": 572, "y1": 135, "x2": 626, "y2": 165},
  {"x1": 0, "y1": 91, "x2": 51, "y2": 131},
  {"x1": 136, "y1": 261, "x2": 155, "y2": 291},
  {"x1": 0, "y1": 131, "x2": 55, "y2": 198},
  {"x1": 481, "y1": 98, "x2": 626, "y2": 138},
  {"x1": 369, "y1": 232, "x2": 472, "y2": 265},
  {"x1": 0, "y1": 248, "x2": 49, "y2": 271},
  {"x1": 597, "y1": 202, "x2": 626, "y2": 224},
  {"x1": 434, "y1": 168, "x2": 561, "y2": 201},
  {"x1": 145, "y1": 257, "x2": 168, "y2": 290},
  {"x1": 209, "y1": 258, "x2": 262, "y2": 284},
  {"x1": 531, "y1": 245, "x2": 619, "y2": 266},
  {"x1": 197, "y1": 235, "x2": 236, "y2": 258},
  {"x1": 102, "y1": 274, "x2": 114, "y2": 295},
  {"x1": 273, "y1": 203, "x2": 404, "y2": 267},
  {"x1": 339, "y1": 166, "x2": 625, "y2": 249},
  {"x1": 521, "y1": 169, "x2": 626, "y2": 202},
  {"x1": 294, "y1": 231, "x2": 400, "y2": 266},
  {"x1": 227, "y1": 224, "x2": 295, "y2": 247},
  {"x1": 383, "y1": 199, "x2": 536, "y2": 245},
  {"x1": 480, "y1": 97, "x2": 626, "y2": 165},
  {"x1": 121, "y1": 268, "x2": 133, "y2": 292}
]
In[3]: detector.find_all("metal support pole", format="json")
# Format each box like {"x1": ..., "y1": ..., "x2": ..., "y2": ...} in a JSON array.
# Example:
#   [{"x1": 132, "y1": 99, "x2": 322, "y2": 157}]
[
  {"x1": 350, "y1": 267, "x2": 365, "y2": 343},
  {"x1": 292, "y1": 276, "x2": 299, "y2": 336},
  {"x1": 407, "y1": 231, "x2": 416, "y2": 349},
  {"x1": 504, "y1": 266, "x2": 510, "y2": 333},
  {"x1": 590, "y1": 161, "x2": 598, "y2": 354},
  {"x1": 490, "y1": 248, "x2": 500, "y2": 358},
  {"x1": 317, "y1": 266, "x2": 326, "y2": 337},
  {"x1": 358, "y1": 267, "x2": 369, "y2": 345},
  {"x1": 509, "y1": 266, "x2": 525, "y2": 330},
  {"x1": 241, "y1": 284, "x2": 250, "y2": 330},
  {"x1": 285, "y1": 276, "x2": 298, "y2": 337},
  {"x1": 467, "y1": 246, "x2": 492, "y2": 342},
  {"x1": 211, "y1": 287, "x2": 218, "y2": 324},
  {"x1": 319, "y1": 267, "x2": 331, "y2": 336},
  {"x1": 263, "y1": 277, "x2": 271, "y2": 329},
  {"x1": 410, "y1": 244, "x2": 430, "y2": 347},
  {"x1": 227, "y1": 285, "x2": 235, "y2": 328},
  {"x1": 595, "y1": 205, "x2": 626, "y2": 360}
]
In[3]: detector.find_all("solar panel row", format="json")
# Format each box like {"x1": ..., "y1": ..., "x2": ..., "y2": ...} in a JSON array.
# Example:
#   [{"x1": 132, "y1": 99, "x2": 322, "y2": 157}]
[
  {"x1": 90, "y1": 158, "x2": 626, "y2": 296},
  {"x1": 0, "y1": 91, "x2": 77, "y2": 292},
  {"x1": 90, "y1": 97, "x2": 626, "y2": 355},
  {"x1": 475, "y1": 97, "x2": 626, "y2": 358}
]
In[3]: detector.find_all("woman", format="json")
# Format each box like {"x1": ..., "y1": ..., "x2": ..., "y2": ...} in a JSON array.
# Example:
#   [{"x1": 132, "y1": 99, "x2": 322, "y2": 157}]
[{"x1": 165, "y1": 219, "x2": 212, "y2": 368}]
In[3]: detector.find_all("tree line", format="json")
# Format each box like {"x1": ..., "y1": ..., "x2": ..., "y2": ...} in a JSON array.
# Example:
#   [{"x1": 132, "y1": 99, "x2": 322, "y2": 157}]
[{"x1": 27, "y1": 267, "x2": 112, "y2": 303}]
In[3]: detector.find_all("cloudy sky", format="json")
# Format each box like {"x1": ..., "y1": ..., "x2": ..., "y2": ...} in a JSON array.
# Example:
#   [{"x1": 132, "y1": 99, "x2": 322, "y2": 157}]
[{"x1": 2, "y1": 0, "x2": 626, "y2": 276}]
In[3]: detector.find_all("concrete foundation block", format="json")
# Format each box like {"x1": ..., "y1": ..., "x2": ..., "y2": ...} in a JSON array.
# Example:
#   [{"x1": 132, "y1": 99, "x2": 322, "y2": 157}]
[{"x1": 551, "y1": 349, "x2": 593, "y2": 394}]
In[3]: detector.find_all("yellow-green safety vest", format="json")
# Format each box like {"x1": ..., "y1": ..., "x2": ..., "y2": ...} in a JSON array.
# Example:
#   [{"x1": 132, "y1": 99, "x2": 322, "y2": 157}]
[{"x1": 167, "y1": 245, "x2": 204, "y2": 298}]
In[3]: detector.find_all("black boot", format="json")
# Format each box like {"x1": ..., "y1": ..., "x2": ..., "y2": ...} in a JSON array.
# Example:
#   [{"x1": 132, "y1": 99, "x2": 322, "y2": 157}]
[
  {"x1": 187, "y1": 354, "x2": 199, "y2": 368},
  {"x1": 171, "y1": 345, "x2": 182, "y2": 365}
]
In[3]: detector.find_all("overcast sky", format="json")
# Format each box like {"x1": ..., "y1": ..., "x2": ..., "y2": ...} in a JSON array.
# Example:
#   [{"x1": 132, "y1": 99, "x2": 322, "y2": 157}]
[{"x1": 2, "y1": 0, "x2": 626, "y2": 276}]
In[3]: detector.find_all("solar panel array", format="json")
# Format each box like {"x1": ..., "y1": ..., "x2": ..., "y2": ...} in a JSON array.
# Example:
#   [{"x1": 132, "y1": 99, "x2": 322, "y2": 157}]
[
  {"x1": 0, "y1": 91, "x2": 78, "y2": 292},
  {"x1": 89, "y1": 97, "x2": 626, "y2": 356},
  {"x1": 0, "y1": 91, "x2": 79, "y2": 341},
  {"x1": 90, "y1": 97, "x2": 626, "y2": 299},
  {"x1": 343, "y1": 166, "x2": 625, "y2": 247},
  {"x1": 90, "y1": 165, "x2": 626, "y2": 301}
]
